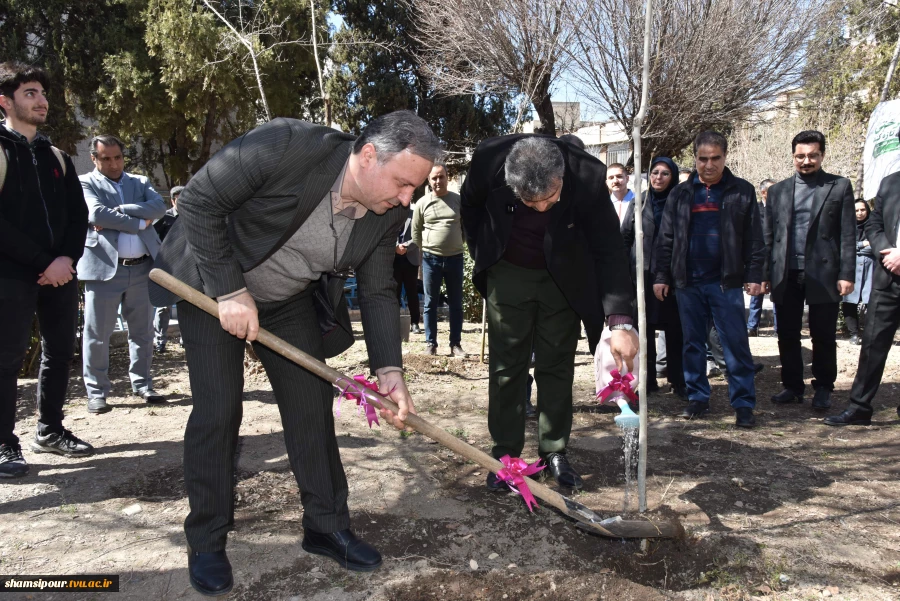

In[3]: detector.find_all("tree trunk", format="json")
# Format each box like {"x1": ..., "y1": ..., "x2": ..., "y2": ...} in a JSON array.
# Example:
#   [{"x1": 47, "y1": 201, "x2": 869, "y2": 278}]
[
  {"x1": 193, "y1": 96, "x2": 218, "y2": 173},
  {"x1": 531, "y1": 71, "x2": 556, "y2": 136}
]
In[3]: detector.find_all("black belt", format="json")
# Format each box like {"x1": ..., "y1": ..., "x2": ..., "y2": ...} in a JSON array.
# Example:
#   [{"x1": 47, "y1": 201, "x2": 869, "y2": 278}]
[{"x1": 118, "y1": 255, "x2": 150, "y2": 266}]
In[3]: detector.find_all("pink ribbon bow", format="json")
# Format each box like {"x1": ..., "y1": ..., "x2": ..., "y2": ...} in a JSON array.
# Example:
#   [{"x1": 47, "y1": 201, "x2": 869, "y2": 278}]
[
  {"x1": 596, "y1": 369, "x2": 638, "y2": 406},
  {"x1": 335, "y1": 375, "x2": 382, "y2": 428},
  {"x1": 496, "y1": 455, "x2": 545, "y2": 512}
]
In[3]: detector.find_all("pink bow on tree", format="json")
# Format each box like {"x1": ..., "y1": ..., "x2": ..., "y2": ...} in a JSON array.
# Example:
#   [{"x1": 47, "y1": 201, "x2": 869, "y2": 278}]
[
  {"x1": 335, "y1": 375, "x2": 382, "y2": 428},
  {"x1": 496, "y1": 455, "x2": 545, "y2": 512},
  {"x1": 596, "y1": 369, "x2": 638, "y2": 406}
]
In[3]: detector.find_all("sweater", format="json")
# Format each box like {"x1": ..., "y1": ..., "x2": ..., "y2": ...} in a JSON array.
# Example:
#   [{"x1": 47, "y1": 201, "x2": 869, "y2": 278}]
[{"x1": 411, "y1": 190, "x2": 464, "y2": 257}]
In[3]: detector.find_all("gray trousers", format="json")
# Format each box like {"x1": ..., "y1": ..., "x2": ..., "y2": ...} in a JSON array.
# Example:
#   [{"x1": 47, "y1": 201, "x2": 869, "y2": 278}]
[
  {"x1": 82, "y1": 260, "x2": 154, "y2": 399},
  {"x1": 179, "y1": 288, "x2": 350, "y2": 552},
  {"x1": 153, "y1": 306, "x2": 171, "y2": 347}
]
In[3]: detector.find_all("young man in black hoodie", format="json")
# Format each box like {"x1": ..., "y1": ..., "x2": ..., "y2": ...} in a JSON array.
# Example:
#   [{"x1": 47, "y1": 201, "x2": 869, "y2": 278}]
[{"x1": 0, "y1": 62, "x2": 92, "y2": 478}]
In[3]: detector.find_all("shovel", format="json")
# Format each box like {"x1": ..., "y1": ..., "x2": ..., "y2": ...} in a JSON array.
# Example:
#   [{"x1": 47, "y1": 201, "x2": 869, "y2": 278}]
[{"x1": 150, "y1": 268, "x2": 684, "y2": 540}]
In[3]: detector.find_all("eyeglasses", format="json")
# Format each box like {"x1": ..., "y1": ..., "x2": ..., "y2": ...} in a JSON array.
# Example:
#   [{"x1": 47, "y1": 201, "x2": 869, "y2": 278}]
[
  {"x1": 793, "y1": 153, "x2": 822, "y2": 162},
  {"x1": 650, "y1": 170, "x2": 671, "y2": 177}
]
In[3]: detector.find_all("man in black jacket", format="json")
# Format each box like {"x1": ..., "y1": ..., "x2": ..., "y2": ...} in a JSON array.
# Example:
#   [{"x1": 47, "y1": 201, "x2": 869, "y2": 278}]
[
  {"x1": 825, "y1": 133, "x2": 900, "y2": 426},
  {"x1": 152, "y1": 185, "x2": 182, "y2": 352},
  {"x1": 654, "y1": 131, "x2": 765, "y2": 428},
  {"x1": 0, "y1": 62, "x2": 92, "y2": 478},
  {"x1": 461, "y1": 135, "x2": 638, "y2": 490},
  {"x1": 764, "y1": 131, "x2": 856, "y2": 411}
]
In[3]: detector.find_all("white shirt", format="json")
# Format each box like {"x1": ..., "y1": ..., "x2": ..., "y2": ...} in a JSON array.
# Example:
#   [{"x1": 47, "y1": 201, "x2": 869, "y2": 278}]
[
  {"x1": 107, "y1": 176, "x2": 149, "y2": 259},
  {"x1": 611, "y1": 190, "x2": 635, "y2": 224}
]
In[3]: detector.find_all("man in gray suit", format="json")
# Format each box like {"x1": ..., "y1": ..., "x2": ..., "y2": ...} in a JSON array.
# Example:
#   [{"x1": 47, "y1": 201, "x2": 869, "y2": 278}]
[
  {"x1": 78, "y1": 135, "x2": 167, "y2": 413},
  {"x1": 149, "y1": 111, "x2": 441, "y2": 596}
]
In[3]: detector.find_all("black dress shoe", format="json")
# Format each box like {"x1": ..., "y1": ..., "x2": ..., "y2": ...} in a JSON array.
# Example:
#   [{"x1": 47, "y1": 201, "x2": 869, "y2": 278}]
[
  {"x1": 545, "y1": 452, "x2": 583, "y2": 490},
  {"x1": 747, "y1": 328, "x2": 759, "y2": 337},
  {"x1": 754, "y1": 363, "x2": 765, "y2": 374},
  {"x1": 681, "y1": 401, "x2": 710, "y2": 419},
  {"x1": 486, "y1": 472, "x2": 510, "y2": 492},
  {"x1": 849, "y1": 334, "x2": 859, "y2": 345},
  {"x1": 811, "y1": 388, "x2": 832, "y2": 410},
  {"x1": 302, "y1": 528, "x2": 382, "y2": 572},
  {"x1": 771, "y1": 389, "x2": 803, "y2": 404},
  {"x1": 187, "y1": 548, "x2": 233, "y2": 596},
  {"x1": 135, "y1": 389, "x2": 165, "y2": 404},
  {"x1": 824, "y1": 406, "x2": 872, "y2": 426},
  {"x1": 735, "y1": 407, "x2": 756, "y2": 428}
]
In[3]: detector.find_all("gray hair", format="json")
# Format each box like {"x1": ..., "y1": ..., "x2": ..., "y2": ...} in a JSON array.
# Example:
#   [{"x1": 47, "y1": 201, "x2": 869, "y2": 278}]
[
  {"x1": 170, "y1": 185, "x2": 185, "y2": 198},
  {"x1": 505, "y1": 137, "x2": 565, "y2": 201},
  {"x1": 353, "y1": 110, "x2": 443, "y2": 165},
  {"x1": 759, "y1": 179, "x2": 776, "y2": 193},
  {"x1": 90, "y1": 134, "x2": 125, "y2": 156}
]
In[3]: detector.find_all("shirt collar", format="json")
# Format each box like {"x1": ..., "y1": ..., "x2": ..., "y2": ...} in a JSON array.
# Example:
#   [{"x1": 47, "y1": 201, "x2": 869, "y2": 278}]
[
  {"x1": 97, "y1": 168, "x2": 125, "y2": 187},
  {"x1": 694, "y1": 173, "x2": 727, "y2": 187},
  {"x1": 331, "y1": 160, "x2": 367, "y2": 220},
  {"x1": 613, "y1": 190, "x2": 634, "y2": 203}
]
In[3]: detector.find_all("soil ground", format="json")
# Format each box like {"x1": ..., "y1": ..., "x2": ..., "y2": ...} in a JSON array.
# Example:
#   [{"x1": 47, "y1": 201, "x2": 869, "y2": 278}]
[{"x1": 2, "y1": 319, "x2": 899, "y2": 601}]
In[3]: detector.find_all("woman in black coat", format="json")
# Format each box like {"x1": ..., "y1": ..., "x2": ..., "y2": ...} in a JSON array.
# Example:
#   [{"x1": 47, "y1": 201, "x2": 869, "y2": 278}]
[
  {"x1": 621, "y1": 157, "x2": 686, "y2": 397},
  {"x1": 842, "y1": 200, "x2": 875, "y2": 345}
]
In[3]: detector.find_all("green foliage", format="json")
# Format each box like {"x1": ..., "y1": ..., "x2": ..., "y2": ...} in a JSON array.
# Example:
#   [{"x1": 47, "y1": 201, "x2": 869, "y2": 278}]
[
  {"x1": 0, "y1": 0, "x2": 119, "y2": 152},
  {"x1": 95, "y1": 0, "x2": 323, "y2": 185},
  {"x1": 804, "y1": 0, "x2": 900, "y2": 118},
  {"x1": 326, "y1": 0, "x2": 516, "y2": 175},
  {"x1": 1, "y1": 0, "x2": 323, "y2": 184}
]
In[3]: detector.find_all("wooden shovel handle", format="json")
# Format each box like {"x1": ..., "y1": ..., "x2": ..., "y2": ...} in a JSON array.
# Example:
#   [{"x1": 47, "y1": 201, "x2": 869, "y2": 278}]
[{"x1": 150, "y1": 268, "x2": 682, "y2": 539}]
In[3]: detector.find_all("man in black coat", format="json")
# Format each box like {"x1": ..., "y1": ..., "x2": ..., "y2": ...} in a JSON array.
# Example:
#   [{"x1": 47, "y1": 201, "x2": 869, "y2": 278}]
[
  {"x1": 150, "y1": 111, "x2": 441, "y2": 595},
  {"x1": 764, "y1": 130, "x2": 856, "y2": 411},
  {"x1": 825, "y1": 136, "x2": 900, "y2": 426},
  {"x1": 653, "y1": 131, "x2": 765, "y2": 428},
  {"x1": 461, "y1": 135, "x2": 637, "y2": 491}
]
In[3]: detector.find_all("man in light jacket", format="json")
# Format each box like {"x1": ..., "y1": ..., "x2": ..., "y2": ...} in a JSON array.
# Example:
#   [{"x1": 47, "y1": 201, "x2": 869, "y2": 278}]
[{"x1": 78, "y1": 135, "x2": 167, "y2": 414}]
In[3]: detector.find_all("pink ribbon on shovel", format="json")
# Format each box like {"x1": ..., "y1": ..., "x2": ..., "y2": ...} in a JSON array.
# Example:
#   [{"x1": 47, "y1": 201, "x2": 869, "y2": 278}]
[
  {"x1": 596, "y1": 369, "x2": 638, "y2": 406},
  {"x1": 335, "y1": 375, "x2": 383, "y2": 428},
  {"x1": 496, "y1": 455, "x2": 545, "y2": 512}
]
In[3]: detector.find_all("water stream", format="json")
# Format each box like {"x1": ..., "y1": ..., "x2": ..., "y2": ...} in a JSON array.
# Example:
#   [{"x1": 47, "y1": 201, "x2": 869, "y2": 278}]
[{"x1": 619, "y1": 423, "x2": 639, "y2": 513}]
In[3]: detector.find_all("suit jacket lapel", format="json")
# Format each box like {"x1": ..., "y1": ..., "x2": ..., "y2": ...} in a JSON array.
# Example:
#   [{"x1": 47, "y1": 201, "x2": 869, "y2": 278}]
[
  {"x1": 121, "y1": 173, "x2": 134, "y2": 205},
  {"x1": 93, "y1": 169, "x2": 120, "y2": 206},
  {"x1": 810, "y1": 170, "x2": 834, "y2": 224},
  {"x1": 253, "y1": 143, "x2": 352, "y2": 269},
  {"x1": 779, "y1": 178, "x2": 793, "y2": 230}
]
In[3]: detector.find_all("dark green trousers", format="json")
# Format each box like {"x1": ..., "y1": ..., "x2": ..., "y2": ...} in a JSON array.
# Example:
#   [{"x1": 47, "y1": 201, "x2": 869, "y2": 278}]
[{"x1": 486, "y1": 260, "x2": 581, "y2": 459}]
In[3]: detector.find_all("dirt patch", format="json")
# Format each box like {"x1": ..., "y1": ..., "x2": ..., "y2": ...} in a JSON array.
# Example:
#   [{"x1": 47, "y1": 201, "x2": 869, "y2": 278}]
[{"x1": 2, "y1": 322, "x2": 900, "y2": 600}]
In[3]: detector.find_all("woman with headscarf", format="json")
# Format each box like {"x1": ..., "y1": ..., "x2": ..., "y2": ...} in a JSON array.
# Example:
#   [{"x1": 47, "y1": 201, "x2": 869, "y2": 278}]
[
  {"x1": 842, "y1": 200, "x2": 874, "y2": 345},
  {"x1": 621, "y1": 157, "x2": 686, "y2": 398}
]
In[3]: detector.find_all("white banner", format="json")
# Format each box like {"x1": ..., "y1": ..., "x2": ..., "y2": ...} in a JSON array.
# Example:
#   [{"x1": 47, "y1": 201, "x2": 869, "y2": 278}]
[{"x1": 863, "y1": 99, "x2": 900, "y2": 200}]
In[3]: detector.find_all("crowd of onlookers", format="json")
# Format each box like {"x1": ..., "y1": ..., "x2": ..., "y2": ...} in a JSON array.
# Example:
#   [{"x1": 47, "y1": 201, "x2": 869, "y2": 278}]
[
  {"x1": 607, "y1": 127, "x2": 899, "y2": 431},
  {"x1": 4, "y1": 57, "x2": 900, "y2": 596}
]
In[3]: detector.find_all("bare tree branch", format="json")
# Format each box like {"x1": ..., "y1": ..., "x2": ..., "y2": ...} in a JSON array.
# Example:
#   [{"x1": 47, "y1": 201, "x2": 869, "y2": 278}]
[
  {"x1": 565, "y1": 0, "x2": 840, "y2": 164},
  {"x1": 409, "y1": 0, "x2": 574, "y2": 135},
  {"x1": 197, "y1": 0, "x2": 272, "y2": 121}
]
